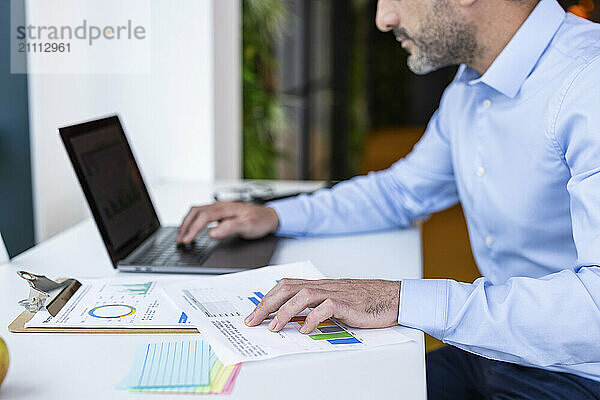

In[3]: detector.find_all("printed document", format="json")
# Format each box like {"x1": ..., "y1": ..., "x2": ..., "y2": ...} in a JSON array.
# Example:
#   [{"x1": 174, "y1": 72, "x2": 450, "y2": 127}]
[
  {"x1": 26, "y1": 277, "x2": 191, "y2": 329},
  {"x1": 162, "y1": 261, "x2": 413, "y2": 365}
]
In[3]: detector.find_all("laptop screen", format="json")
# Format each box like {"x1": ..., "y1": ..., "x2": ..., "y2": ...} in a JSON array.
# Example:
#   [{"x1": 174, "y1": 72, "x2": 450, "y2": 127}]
[{"x1": 60, "y1": 116, "x2": 160, "y2": 266}]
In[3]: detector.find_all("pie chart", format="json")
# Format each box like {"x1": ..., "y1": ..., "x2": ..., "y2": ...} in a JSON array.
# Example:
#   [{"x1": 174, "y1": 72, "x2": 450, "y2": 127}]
[{"x1": 88, "y1": 304, "x2": 136, "y2": 319}]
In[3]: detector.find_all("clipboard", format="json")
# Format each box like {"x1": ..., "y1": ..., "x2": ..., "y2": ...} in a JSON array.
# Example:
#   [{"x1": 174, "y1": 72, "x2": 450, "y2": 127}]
[{"x1": 9, "y1": 271, "x2": 199, "y2": 334}]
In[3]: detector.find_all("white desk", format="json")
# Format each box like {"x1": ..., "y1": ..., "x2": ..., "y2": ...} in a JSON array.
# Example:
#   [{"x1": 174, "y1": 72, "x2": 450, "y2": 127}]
[{"x1": 0, "y1": 181, "x2": 426, "y2": 399}]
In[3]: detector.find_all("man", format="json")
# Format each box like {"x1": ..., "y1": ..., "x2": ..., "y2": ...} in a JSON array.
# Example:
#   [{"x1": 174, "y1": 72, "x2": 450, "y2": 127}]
[{"x1": 178, "y1": 0, "x2": 600, "y2": 398}]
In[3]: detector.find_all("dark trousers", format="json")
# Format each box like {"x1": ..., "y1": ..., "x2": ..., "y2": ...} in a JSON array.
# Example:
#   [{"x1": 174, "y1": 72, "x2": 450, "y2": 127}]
[{"x1": 427, "y1": 346, "x2": 600, "y2": 400}]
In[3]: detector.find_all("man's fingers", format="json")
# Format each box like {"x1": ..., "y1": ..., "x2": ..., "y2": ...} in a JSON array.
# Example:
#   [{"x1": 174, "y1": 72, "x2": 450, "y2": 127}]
[
  {"x1": 208, "y1": 219, "x2": 239, "y2": 239},
  {"x1": 181, "y1": 215, "x2": 211, "y2": 244},
  {"x1": 178, "y1": 202, "x2": 279, "y2": 243},
  {"x1": 244, "y1": 279, "x2": 305, "y2": 327},
  {"x1": 243, "y1": 278, "x2": 400, "y2": 332},
  {"x1": 179, "y1": 203, "x2": 239, "y2": 244},
  {"x1": 268, "y1": 288, "x2": 327, "y2": 332},
  {"x1": 299, "y1": 299, "x2": 336, "y2": 334},
  {"x1": 177, "y1": 208, "x2": 200, "y2": 242}
]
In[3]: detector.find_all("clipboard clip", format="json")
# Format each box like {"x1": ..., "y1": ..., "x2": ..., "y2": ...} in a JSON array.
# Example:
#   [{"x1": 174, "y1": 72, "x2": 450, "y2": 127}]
[{"x1": 17, "y1": 271, "x2": 81, "y2": 316}]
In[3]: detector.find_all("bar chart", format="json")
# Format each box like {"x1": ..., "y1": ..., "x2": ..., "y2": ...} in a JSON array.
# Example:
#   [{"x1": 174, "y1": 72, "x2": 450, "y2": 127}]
[
  {"x1": 184, "y1": 289, "x2": 241, "y2": 318},
  {"x1": 246, "y1": 291, "x2": 361, "y2": 345},
  {"x1": 293, "y1": 316, "x2": 361, "y2": 345},
  {"x1": 247, "y1": 291, "x2": 265, "y2": 306}
]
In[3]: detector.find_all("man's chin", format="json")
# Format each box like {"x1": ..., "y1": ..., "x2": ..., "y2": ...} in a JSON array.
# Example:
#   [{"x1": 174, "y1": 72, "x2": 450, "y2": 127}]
[{"x1": 407, "y1": 54, "x2": 442, "y2": 75}]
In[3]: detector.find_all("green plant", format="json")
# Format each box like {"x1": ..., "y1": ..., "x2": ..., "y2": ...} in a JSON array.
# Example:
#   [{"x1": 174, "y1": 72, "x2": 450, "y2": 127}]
[
  {"x1": 348, "y1": 0, "x2": 370, "y2": 175},
  {"x1": 242, "y1": 0, "x2": 287, "y2": 179}
]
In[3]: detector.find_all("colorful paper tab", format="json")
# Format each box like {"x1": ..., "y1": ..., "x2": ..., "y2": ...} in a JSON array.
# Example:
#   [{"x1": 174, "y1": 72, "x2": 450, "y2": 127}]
[{"x1": 118, "y1": 340, "x2": 242, "y2": 395}]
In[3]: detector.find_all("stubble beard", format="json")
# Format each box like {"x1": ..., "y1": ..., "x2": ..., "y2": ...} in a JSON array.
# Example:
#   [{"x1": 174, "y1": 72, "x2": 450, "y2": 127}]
[{"x1": 401, "y1": 0, "x2": 479, "y2": 75}]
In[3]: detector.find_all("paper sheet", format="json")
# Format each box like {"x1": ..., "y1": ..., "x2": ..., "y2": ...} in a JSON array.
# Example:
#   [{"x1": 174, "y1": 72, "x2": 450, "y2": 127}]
[
  {"x1": 125, "y1": 342, "x2": 242, "y2": 394},
  {"x1": 118, "y1": 340, "x2": 211, "y2": 389},
  {"x1": 26, "y1": 277, "x2": 191, "y2": 329},
  {"x1": 163, "y1": 261, "x2": 413, "y2": 365}
]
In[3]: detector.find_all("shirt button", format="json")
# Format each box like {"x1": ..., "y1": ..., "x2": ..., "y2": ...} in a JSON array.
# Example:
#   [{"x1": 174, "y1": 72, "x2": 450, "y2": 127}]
[
  {"x1": 486, "y1": 236, "x2": 494, "y2": 246},
  {"x1": 482, "y1": 99, "x2": 492, "y2": 109},
  {"x1": 476, "y1": 166, "x2": 486, "y2": 177}
]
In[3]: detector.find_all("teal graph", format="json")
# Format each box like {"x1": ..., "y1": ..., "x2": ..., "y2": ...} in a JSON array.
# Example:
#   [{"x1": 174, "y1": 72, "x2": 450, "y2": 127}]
[{"x1": 112, "y1": 282, "x2": 152, "y2": 296}]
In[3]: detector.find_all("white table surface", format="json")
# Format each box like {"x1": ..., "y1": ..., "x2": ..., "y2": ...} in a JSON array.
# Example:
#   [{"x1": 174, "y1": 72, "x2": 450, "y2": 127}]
[{"x1": 0, "y1": 181, "x2": 426, "y2": 399}]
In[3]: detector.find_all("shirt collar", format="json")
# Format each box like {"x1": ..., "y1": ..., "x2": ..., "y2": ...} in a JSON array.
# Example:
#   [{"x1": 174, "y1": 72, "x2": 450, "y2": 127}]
[{"x1": 457, "y1": 0, "x2": 566, "y2": 98}]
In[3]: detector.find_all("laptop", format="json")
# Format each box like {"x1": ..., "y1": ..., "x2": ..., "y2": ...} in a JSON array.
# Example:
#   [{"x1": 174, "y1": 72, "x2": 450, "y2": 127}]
[{"x1": 59, "y1": 115, "x2": 279, "y2": 274}]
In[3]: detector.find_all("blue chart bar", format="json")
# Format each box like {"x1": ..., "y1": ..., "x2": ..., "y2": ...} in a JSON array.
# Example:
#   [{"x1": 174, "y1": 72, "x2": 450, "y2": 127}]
[
  {"x1": 248, "y1": 297, "x2": 260, "y2": 306},
  {"x1": 327, "y1": 337, "x2": 361, "y2": 345},
  {"x1": 254, "y1": 292, "x2": 264, "y2": 299}
]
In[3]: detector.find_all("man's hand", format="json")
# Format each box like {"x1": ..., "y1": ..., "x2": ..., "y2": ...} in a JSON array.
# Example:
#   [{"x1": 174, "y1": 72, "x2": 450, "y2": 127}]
[
  {"x1": 176, "y1": 202, "x2": 280, "y2": 244},
  {"x1": 244, "y1": 278, "x2": 401, "y2": 334}
]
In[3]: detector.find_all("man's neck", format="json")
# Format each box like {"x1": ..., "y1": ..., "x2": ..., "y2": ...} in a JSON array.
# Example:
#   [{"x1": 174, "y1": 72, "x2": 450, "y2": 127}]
[{"x1": 469, "y1": 1, "x2": 540, "y2": 75}]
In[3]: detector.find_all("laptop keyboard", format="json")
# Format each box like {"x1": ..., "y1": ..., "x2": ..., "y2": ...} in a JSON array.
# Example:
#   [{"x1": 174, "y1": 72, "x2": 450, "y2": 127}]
[{"x1": 131, "y1": 229, "x2": 215, "y2": 266}]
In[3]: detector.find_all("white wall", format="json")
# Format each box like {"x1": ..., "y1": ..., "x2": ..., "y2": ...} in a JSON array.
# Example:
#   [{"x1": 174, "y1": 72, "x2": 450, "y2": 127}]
[
  {"x1": 26, "y1": 0, "x2": 241, "y2": 242},
  {"x1": 213, "y1": 0, "x2": 242, "y2": 179}
]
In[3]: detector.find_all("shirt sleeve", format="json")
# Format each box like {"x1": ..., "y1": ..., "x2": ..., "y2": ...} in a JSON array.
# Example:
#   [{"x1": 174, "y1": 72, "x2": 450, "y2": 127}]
[
  {"x1": 399, "y1": 58, "x2": 600, "y2": 368},
  {"x1": 268, "y1": 90, "x2": 459, "y2": 236}
]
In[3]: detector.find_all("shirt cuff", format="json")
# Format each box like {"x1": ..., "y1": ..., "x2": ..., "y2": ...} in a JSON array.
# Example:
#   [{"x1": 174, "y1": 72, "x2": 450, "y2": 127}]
[
  {"x1": 398, "y1": 279, "x2": 449, "y2": 340},
  {"x1": 266, "y1": 196, "x2": 309, "y2": 236}
]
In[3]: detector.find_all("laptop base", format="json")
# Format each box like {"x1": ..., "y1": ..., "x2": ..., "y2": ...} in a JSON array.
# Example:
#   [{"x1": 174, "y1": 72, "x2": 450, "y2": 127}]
[{"x1": 118, "y1": 234, "x2": 280, "y2": 274}]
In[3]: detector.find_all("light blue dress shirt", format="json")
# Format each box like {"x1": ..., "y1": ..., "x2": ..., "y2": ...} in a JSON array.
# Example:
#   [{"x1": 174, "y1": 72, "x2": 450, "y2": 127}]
[{"x1": 269, "y1": 0, "x2": 600, "y2": 382}]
